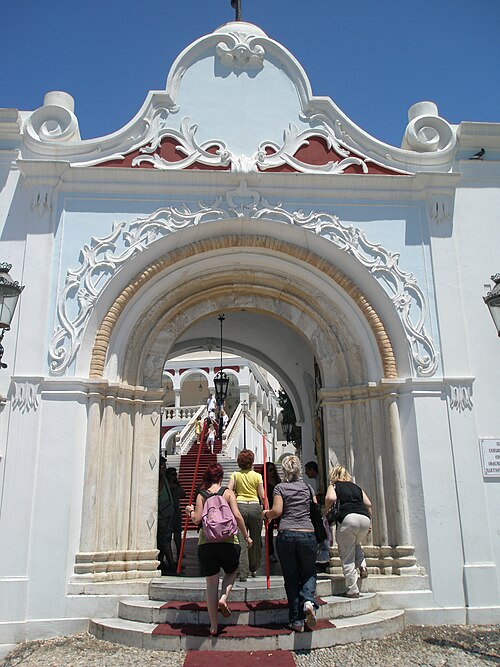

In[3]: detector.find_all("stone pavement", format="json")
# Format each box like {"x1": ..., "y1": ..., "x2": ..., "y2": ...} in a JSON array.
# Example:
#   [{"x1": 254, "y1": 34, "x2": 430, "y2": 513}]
[{"x1": 1, "y1": 625, "x2": 498, "y2": 666}]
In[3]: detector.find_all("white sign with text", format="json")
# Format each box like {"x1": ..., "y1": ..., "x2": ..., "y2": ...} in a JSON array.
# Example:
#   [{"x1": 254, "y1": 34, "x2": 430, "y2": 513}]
[{"x1": 479, "y1": 438, "x2": 500, "y2": 478}]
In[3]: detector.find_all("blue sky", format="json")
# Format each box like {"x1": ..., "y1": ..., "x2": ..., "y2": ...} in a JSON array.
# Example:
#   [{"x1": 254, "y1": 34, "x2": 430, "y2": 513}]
[{"x1": 1, "y1": 0, "x2": 499, "y2": 148}]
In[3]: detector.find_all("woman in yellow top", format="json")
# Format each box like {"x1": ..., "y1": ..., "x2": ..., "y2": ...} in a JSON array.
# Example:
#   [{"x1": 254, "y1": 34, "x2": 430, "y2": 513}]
[{"x1": 228, "y1": 450, "x2": 265, "y2": 581}]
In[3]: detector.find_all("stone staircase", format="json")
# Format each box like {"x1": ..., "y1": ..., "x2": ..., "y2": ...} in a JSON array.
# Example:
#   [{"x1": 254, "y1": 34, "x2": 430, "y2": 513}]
[
  {"x1": 90, "y1": 573, "x2": 405, "y2": 651},
  {"x1": 169, "y1": 435, "x2": 242, "y2": 531},
  {"x1": 110, "y1": 451, "x2": 411, "y2": 650}
]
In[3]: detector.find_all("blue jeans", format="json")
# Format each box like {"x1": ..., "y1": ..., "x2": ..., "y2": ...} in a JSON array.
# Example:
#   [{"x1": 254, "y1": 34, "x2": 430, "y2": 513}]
[{"x1": 276, "y1": 530, "x2": 318, "y2": 624}]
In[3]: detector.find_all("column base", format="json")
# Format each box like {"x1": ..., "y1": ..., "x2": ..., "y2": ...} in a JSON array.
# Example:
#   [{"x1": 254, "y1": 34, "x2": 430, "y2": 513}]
[
  {"x1": 71, "y1": 550, "x2": 159, "y2": 583},
  {"x1": 327, "y1": 545, "x2": 425, "y2": 576}
]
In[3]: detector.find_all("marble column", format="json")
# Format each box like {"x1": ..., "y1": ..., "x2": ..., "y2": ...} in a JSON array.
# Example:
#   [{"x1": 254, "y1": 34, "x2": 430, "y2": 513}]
[
  {"x1": 73, "y1": 382, "x2": 161, "y2": 582},
  {"x1": 384, "y1": 387, "x2": 412, "y2": 547}
]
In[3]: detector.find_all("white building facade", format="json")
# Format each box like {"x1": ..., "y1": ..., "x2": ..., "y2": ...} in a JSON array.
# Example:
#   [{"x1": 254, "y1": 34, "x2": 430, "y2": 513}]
[{"x1": 0, "y1": 19, "x2": 499, "y2": 651}]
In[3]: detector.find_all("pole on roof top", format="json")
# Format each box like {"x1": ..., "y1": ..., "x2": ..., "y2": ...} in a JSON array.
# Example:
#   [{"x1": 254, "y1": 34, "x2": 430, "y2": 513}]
[{"x1": 231, "y1": 0, "x2": 242, "y2": 21}]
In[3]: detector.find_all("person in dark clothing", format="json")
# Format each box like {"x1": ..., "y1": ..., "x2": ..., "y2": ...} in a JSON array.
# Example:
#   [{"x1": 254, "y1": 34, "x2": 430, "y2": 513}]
[
  {"x1": 325, "y1": 464, "x2": 372, "y2": 598},
  {"x1": 157, "y1": 457, "x2": 176, "y2": 574},
  {"x1": 166, "y1": 467, "x2": 186, "y2": 562},
  {"x1": 265, "y1": 461, "x2": 281, "y2": 562}
]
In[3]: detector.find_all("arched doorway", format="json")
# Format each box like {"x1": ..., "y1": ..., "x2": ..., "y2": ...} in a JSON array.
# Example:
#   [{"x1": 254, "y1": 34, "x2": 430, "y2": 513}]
[{"x1": 72, "y1": 228, "x2": 417, "y2": 584}]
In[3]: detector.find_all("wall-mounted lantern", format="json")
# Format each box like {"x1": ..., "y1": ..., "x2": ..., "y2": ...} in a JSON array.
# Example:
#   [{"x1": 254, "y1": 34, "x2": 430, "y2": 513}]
[
  {"x1": 483, "y1": 274, "x2": 500, "y2": 337},
  {"x1": 0, "y1": 263, "x2": 24, "y2": 369}
]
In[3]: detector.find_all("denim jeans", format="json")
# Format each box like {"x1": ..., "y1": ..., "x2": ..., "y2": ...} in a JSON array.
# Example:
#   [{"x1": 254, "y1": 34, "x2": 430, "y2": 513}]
[{"x1": 276, "y1": 530, "x2": 318, "y2": 624}]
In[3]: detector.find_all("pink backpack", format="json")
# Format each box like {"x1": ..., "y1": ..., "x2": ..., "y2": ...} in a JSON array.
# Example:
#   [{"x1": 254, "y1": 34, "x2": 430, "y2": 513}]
[{"x1": 200, "y1": 487, "x2": 238, "y2": 542}]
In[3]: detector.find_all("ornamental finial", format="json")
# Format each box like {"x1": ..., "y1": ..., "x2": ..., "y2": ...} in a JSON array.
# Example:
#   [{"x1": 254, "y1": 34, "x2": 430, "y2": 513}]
[{"x1": 231, "y1": 0, "x2": 242, "y2": 21}]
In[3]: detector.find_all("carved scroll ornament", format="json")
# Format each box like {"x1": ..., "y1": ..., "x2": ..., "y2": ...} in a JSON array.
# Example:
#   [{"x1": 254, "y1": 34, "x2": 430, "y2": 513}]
[
  {"x1": 215, "y1": 30, "x2": 265, "y2": 71},
  {"x1": 49, "y1": 182, "x2": 439, "y2": 378},
  {"x1": 92, "y1": 116, "x2": 407, "y2": 176}
]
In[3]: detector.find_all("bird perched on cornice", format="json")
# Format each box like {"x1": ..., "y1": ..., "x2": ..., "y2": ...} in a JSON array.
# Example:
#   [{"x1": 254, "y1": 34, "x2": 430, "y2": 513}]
[{"x1": 470, "y1": 148, "x2": 485, "y2": 160}]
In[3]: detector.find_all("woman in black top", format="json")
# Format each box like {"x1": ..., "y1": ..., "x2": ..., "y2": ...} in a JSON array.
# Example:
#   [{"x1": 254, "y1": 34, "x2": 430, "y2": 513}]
[{"x1": 325, "y1": 464, "x2": 372, "y2": 598}]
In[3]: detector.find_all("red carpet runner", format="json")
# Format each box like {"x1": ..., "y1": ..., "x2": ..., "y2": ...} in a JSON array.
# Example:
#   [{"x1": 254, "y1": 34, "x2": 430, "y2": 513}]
[{"x1": 183, "y1": 650, "x2": 296, "y2": 666}]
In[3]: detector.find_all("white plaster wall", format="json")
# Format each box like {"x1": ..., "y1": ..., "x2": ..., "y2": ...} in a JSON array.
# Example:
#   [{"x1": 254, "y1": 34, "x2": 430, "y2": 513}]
[
  {"x1": 451, "y1": 166, "x2": 500, "y2": 599},
  {"x1": 408, "y1": 392, "x2": 466, "y2": 608},
  {"x1": 0, "y1": 384, "x2": 89, "y2": 637},
  {"x1": 27, "y1": 386, "x2": 89, "y2": 618}
]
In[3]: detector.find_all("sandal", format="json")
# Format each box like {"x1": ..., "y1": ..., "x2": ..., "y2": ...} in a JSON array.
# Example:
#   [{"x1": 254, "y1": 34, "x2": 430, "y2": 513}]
[{"x1": 218, "y1": 600, "x2": 231, "y2": 617}]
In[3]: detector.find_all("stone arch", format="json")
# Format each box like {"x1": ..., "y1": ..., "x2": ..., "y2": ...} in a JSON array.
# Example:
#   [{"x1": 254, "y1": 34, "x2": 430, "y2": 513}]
[
  {"x1": 74, "y1": 233, "x2": 417, "y2": 585},
  {"x1": 177, "y1": 368, "x2": 209, "y2": 405},
  {"x1": 161, "y1": 427, "x2": 180, "y2": 456},
  {"x1": 89, "y1": 235, "x2": 398, "y2": 382},
  {"x1": 178, "y1": 367, "x2": 211, "y2": 389}
]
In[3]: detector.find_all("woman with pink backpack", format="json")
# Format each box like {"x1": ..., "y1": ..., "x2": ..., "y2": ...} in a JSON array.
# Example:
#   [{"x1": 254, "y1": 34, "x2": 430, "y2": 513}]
[{"x1": 185, "y1": 463, "x2": 253, "y2": 636}]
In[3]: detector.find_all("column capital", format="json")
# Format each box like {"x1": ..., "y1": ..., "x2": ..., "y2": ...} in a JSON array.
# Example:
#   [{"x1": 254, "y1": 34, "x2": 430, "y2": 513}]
[{"x1": 318, "y1": 381, "x2": 404, "y2": 408}]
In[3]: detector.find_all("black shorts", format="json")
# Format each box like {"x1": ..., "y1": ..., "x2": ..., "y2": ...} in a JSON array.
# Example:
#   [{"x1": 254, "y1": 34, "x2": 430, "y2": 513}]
[{"x1": 198, "y1": 542, "x2": 241, "y2": 577}]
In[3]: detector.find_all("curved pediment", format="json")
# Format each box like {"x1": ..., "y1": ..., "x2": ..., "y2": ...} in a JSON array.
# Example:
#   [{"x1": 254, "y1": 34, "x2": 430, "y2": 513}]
[{"x1": 19, "y1": 22, "x2": 456, "y2": 173}]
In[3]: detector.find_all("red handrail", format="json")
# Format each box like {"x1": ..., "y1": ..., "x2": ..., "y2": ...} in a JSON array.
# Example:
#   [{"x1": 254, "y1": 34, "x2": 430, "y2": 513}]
[
  {"x1": 263, "y1": 433, "x2": 270, "y2": 589},
  {"x1": 176, "y1": 419, "x2": 208, "y2": 573}
]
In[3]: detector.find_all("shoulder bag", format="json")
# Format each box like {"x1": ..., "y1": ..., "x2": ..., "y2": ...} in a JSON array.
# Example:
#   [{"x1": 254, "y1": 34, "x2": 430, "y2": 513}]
[
  {"x1": 309, "y1": 486, "x2": 327, "y2": 543},
  {"x1": 326, "y1": 484, "x2": 341, "y2": 525}
]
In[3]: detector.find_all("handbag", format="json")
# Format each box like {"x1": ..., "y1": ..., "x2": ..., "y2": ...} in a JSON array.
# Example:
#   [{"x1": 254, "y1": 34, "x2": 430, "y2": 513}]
[
  {"x1": 326, "y1": 485, "x2": 341, "y2": 525},
  {"x1": 309, "y1": 487, "x2": 327, "y2": 543}
]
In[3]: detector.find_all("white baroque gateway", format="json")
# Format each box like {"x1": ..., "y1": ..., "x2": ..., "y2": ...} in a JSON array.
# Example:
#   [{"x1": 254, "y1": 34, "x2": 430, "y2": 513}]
[{"x1": 0, "y1": 18, "x2": 499, "y2": 655}]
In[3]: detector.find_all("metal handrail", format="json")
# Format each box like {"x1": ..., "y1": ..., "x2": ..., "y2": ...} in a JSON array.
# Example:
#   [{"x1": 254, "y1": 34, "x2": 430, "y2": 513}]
[{"x1": 220, "y1": 403, "x2": 242, "y2": 454}]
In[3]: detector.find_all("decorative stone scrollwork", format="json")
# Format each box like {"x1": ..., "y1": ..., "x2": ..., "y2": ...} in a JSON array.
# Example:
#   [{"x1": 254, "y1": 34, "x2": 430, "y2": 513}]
[
  {"x1": 31, "y1": 187, "x2": 53, "y2": 215},
  {"x1": 132, "y1": 117, "x2": 230, "y2": 170},
  {"x1": 401, "y1": 101, "x2": 456, "y2": 153},
  {"x1": 49, "y1": 182, "x2": 439, "y2": 378},
  {"x1": 11, "y1": 380, "x2": 40, "y2": 413},
  {"x1": 448, "y1": 383, "x2": 473, "y2": 413},
  {"x1": 128, "y1": 115, "x2": 401, "y2": 175},
  {"x1": 427, "y1": 194, "x2": 453, "y2": 224},
  {"x1": 215, "y1": 30, "x2": 265, "y2": 71},
  {"x1": 25, "y1": 92, "x2": 80, "y2": 144},
  {"x1": 256, "y1": 123, "x2": 368, "y2": 174}
]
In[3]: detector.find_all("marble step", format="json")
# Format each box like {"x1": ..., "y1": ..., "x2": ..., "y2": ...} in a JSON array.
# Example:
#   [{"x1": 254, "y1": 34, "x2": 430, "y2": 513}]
[
  {"x1": 149, "y1": 575, "x2": 335, "y2": 602},
  {"x1": 90, "y1": 608, "x2": 405, "y2": 651},
  {"x1": 149, "y1": 573, "x2": 430, "y2": 602},
  {"x1": 119, "y1": 593, "x2": 378, "y2": 625},
  {"x1": 320, "y1": 573, "x2": 431, "y2": 594}
]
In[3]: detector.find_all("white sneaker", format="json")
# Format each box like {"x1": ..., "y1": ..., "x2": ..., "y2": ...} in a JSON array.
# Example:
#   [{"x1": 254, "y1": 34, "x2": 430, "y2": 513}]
[{"x1": 304, "y1": 601, "x2": 317, "y2": 629}]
